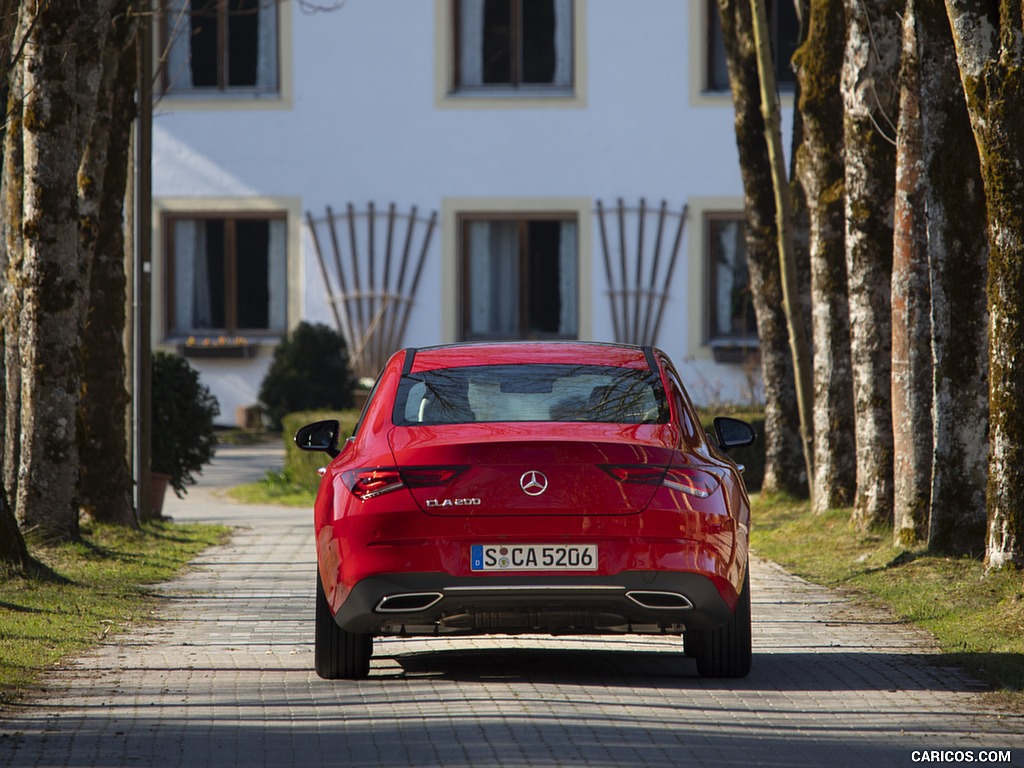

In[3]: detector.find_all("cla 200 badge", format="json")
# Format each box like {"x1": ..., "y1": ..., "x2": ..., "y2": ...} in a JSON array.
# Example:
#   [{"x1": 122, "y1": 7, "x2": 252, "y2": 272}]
[{"x1": 425, "y1": 498, "x2": 481, "y2": 507}]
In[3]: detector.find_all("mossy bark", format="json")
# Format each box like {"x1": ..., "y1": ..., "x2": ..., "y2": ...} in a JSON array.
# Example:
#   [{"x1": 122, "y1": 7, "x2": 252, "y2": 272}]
[
  {"x1": 0, "y1": 0, "x2": 29, "y2": 569},
  {"x1": 1, "y1": 2, "x2": 29, "y2": 561},
  {"x1": 945, "y1": 0, "x2": 1024, "y2": 570},
  {"x1": 920, "y1": 0, "x2": 988, "y2": 555},
  {"x1": 842, "y1": 0, "x2": 902, "y2": 529},
  {"x1": 891, "y1": 0, "x2": 933, "y2": 547},
  {"x1": 716, "y1": 0, "x2": 807, "y2": 497},
  {"x1": 78, "y1": 8, "x2": 137, "y2": 528},
  {"x1": 982, "y1": 77, "x2": 1024, "y2": 569},
  {"x1": 73, "y1": 0, "x2": 116, "y2": 295},
  {"x1": 15, "y1": 0, "x2": 84, "y2": 541},
  {"x1": 793, "y1": 0, "x2": 856, "y2": 513}
]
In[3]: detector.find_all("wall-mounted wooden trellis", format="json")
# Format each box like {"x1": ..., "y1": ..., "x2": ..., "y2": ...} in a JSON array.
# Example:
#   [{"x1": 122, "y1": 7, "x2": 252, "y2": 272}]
[
  {"x1": 305, "y1": 203, "x2": 437, "y2": 378},
  {"x1": 595, "y1": 198, "x2": 688, "y2": 347}
]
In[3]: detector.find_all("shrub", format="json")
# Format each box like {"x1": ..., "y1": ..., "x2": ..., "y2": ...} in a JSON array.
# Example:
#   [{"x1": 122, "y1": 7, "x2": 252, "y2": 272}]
[
  {"x1": 151, "y1": 352, "x2": 220, "y2": 497},
  {"x1": 699, "y1": 409, "x2": 765, "y2": 493},
  {"x1": 282, "y1": 410, "x2": 363, "y2": 492},
  {"x1": 258, "y1": 322, "x2": 357, "y2": 430}
]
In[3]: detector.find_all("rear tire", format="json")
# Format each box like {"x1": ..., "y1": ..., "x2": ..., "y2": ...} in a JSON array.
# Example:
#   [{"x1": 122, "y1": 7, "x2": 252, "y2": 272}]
[
  {"x1": 315, "y1": 570, "x2": 372, "y2": 680},
  {"x1": 682, "y1": 630, "x2": 698, "y2": 658},
  {"x1": 694, "y1": 569, "x2": 751, "y2": 678}
]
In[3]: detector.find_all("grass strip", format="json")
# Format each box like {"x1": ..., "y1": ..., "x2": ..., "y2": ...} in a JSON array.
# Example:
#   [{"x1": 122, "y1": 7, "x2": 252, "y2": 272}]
[
  {"x1": 229, "y1": 469, "x2": 317, "y2": 507},
  {"x1": 751, "y1": 493, "x2": 1024, "y2": 704},
  {"x1": 0, "y1": 520, "x2": 229, "y2": 706}
]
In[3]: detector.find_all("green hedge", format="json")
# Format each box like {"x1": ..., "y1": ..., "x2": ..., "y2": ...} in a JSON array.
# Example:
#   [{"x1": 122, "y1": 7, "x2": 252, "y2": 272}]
[
  {"x1": 699, "y1": 409, "x2": 766, "y2": 493},
  {"x1": 281, "y1": 410, "x2": 362, "y2": 492}
]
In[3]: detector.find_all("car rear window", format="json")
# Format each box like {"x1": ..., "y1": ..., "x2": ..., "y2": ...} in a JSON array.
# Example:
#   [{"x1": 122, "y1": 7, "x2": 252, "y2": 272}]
[{"x1": 394, "y1": 364, "x2": 669, "y2": 425}]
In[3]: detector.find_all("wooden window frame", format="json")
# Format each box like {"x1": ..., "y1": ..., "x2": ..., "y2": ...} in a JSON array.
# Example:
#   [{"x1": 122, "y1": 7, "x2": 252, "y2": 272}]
[
  {"x1": 458, "y1": 211, "x2": 579, "y2": 342},
  {"x1": 704, "y1": 211, "x2": 758, "y2": 345},
  {"x1": 704, "y1": 0, "x2": 798, "y2": 93},
  {"x1": 159, "y1": 0, "x2": 280, "y2": 96},
  {"x1": 164, "y1": 211, "x2": 287, "y2": 338},
  {"x1": 451, "y1": 0, "x2": 575, "y2": 93}
]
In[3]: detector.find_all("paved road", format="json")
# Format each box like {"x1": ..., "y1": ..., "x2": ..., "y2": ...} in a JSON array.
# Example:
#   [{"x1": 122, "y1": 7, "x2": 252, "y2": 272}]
[{"x1": 1, "y1": 443, "x2": 1022, "y2": 767}]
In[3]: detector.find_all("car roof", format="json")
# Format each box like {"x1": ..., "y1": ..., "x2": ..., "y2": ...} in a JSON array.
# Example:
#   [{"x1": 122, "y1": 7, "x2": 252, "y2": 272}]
[{"x1": 403, "y1": 341, "x2": 660, "y2": 373}]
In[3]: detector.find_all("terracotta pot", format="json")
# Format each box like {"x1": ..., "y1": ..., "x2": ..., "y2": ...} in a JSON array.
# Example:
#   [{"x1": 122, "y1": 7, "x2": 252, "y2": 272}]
[{"x1": 150, "y1": 472, "x2": 172, "y2": 519}]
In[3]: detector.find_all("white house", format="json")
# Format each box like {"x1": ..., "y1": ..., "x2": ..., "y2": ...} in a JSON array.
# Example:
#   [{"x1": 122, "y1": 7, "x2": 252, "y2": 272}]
[{"x1": 151, "y1": 0, "x2": 799, "y2": 424}]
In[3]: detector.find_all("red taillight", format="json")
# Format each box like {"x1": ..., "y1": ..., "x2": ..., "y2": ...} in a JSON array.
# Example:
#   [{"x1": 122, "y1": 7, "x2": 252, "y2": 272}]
[
  {"x1": 600, "y1": 464, "x2": 721, "y2": 499},
  {"x1": 401, "y1": 467, "x2": 466, "y2": 487},
  {"x1": 600, "y1": 465, "x2": 665, "y2": 485},
  {"x1": 341, "y1": 466, "x2": 467, "y2": 500},
  {"x1": 343, "y1": 469, "x2": 405, "y2": 500},
  {"x1": 660, "y1": 467, "x2": 722, "y2": 499}
]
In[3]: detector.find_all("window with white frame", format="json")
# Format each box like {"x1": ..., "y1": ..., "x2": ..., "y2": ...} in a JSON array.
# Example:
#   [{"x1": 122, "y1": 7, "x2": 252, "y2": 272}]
[
  {"x1": 454, "y1": 0, "x2": 574, "y2": 92},
  {"x1": 166, "y1": 213, "x2": 288, "y2": 336},
  {"x1": 706, "y1": 213, "x2": 756, "y2": 342},
  {"x1": 705, "y1": 0, "x2": 798, "y2": 92},
  {"x1": 161, "y1": 0, "x2": 279, "y2": 96},
  {"x1": 460, "y1": 215, "x2": 578, "y2": 340}
]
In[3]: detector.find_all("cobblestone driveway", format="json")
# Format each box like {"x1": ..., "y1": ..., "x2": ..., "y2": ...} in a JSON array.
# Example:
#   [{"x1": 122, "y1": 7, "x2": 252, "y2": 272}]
[{"x1": 1, "y1": 445, "x2": 1021, "y2": 767}]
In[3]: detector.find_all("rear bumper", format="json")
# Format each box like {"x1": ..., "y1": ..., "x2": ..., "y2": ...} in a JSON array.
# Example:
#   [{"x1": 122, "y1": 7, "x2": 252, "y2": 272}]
[{"x1": 331, "y1": 570, "x2": 736, "y2": 635}]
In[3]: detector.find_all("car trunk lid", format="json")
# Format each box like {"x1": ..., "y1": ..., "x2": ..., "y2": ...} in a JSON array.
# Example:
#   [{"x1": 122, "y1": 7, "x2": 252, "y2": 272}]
[{"x1": 387, "y1": 423, "x2": 676, "y2": 517}]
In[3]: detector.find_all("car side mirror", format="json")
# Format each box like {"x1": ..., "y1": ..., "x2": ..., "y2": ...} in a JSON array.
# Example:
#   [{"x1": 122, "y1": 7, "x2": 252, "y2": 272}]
[
  {"x1": 713, "y1": 417, "x2": 757, "y2": 453},
  {"x1": 294, "y1": 419, "x2": 341, "y2": 458}
]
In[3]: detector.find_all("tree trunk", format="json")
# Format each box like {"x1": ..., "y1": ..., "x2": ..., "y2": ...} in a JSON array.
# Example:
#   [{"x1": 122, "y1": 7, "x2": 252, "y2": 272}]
[
  {"x1": 15, "y1": 0, "x2": 83, "y2": 541},
  {"x1": 716, "y1": 0, "x2": 807, "y2": 498},
  {"x1": 890, "y1": 0, "x2": 933, "y2": 546},
  {"x1": 750, "y1": 0, "x2": 815, "y2": 501},
  {"x1": 78, "y1": 3, "x2": 138, "y2": 528},
  {"x1": 74, "y1": 0, "x2": 115, "y2": 292},
  {"x1": 921, "y1": 0, "x2": 988, "y2": 555},
  {"x1": 0, "y1": 0, "x2": 34, "y2": 571},
  {"x1": 0, "y1": 486, "x2": 33, "y2": 572},
  {"x1": 0, "y1": 0, "x2": 18, "y2": 118},
  {"x1": 842, "y1": 0, "x2": 901, "y2": 529},
  {"x1": 792, "y1": 0, "x2": 856, "y2": 513},
  {"x1": 945, "y1": 0, "x2": 1024, "y2": 570},
  {"x1": 0, "y1": 37, "x2": 30, "y2": 562},
  {"x1": 2, "y1": 1, "x2": 28, "y2": 544}
]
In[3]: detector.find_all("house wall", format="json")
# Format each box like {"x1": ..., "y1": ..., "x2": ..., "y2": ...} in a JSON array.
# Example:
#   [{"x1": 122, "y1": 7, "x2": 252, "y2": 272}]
[{"x1": 152, "y1": 0, "x2": 776, "y2": 425}]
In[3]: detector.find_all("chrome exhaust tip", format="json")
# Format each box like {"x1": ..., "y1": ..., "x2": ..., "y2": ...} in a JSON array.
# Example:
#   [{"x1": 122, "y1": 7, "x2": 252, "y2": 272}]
[
  {"x1": 625, "y1": 591, "x2": 694, "y2": 610},
  {"x1": 375, "y1": 592, "x2": 444, "y2": 613}
]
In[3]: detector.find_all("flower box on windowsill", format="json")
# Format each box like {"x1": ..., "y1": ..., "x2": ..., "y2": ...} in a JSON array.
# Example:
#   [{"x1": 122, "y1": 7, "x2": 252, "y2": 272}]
[
  {"x1": 179, "y1": 339, "x2": 259, "y2": 359},
  {"x1": 709, "y1": 341, "x2": 760, "y2": 365}
]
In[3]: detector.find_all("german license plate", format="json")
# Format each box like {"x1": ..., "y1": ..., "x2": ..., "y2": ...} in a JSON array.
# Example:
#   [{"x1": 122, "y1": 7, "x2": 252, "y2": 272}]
[{"x1": 470, "y1": 544, "x2": 598, "y2": 571}]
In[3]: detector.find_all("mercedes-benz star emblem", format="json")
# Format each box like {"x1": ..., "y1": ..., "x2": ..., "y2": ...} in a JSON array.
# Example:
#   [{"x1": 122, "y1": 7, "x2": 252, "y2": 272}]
[{"x1": 520, "y1": 470, "x2": 549, "y2": 496}]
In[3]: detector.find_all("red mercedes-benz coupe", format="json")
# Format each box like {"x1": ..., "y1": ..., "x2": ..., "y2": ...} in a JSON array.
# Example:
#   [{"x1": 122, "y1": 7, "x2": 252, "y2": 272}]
[{"x1": 295, "y1": 342, "x2": 756, "y2": 680}]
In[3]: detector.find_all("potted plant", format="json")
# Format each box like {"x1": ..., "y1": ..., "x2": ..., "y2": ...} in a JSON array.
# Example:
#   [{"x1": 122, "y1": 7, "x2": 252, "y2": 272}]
[{"x1": 150, "y1": 351, "x2": 220, "y2": 515}]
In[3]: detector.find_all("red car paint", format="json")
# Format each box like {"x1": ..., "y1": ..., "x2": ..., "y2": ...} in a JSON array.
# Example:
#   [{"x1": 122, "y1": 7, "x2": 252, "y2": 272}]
[{"x1": 297, "y1": 341, "x2": 755, "y2": 679}]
